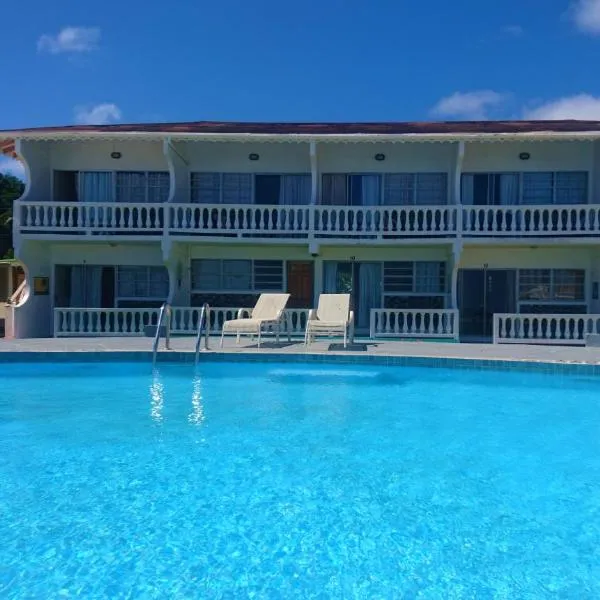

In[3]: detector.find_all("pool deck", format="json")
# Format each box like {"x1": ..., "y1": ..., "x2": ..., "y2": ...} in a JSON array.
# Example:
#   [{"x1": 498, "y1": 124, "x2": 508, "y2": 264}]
[{"x1": 1, "y1": 336, "x2": 600, "y2": 366}]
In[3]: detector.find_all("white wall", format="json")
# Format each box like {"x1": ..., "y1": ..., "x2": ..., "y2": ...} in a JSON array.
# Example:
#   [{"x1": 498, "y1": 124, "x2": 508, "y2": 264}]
[
  {"x1": 317, "y1": 142, "x2": 457, "y2": 174},
  {"x1": 49, "y1": 140, "x2": 168, "y2": 172},
  {"x1": 181, "y1": 141, "x2": 312, "y2": 173},
  {"x1": 463, "y1": 141, "x2": 594, "y2": 172},
  {"x1": 19, "y1": 140, "x2": 51, "y2": 203}
]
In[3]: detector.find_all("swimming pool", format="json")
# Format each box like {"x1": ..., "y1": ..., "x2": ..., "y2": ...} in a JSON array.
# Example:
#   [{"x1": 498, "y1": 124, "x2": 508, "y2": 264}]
[{"x1": 1, "y1": 360, "x2": 599, "y2": 598}]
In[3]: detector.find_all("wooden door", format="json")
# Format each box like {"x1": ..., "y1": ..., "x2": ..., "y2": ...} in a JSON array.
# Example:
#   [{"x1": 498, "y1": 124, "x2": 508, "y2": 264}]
[{"x1": 287, "y1": 262, "x2": 314, "y2": 308}]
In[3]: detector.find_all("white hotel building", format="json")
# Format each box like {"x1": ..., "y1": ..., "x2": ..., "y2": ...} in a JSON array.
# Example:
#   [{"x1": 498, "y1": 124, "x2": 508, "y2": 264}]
[{"x1": 2, "y1": 119, "x2": 600, "y2": 344}]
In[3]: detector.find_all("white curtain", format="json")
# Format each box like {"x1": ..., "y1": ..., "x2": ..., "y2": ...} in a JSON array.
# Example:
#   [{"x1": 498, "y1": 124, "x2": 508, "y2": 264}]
[
  {"x1": 69, "y1": 265, "x2": 102, "y2": 307},
  {"x1": 79, "y1": 172, "x2": 112, "y2": 202},
  {"x1": 415, "y1": 262, "x2": 441, "y2": 294},
  {"x1": 282, "y1": 175, "x2": 311, "y2": 205},
  {"x1": 361, "y1": 175, "x2": 381, "y2": 206},
  {"x1": 69, "y1": 266, "x2": 85, "y2": 307},
  {"x1": 358, "y1": 262, "x2": 381, "y2": 328},
  {"x1": 461, "y1": 175, "x2": 474, "y2": 205},
  {"x1": 322, "y1": 175, "x2": 347, "y2": 205},
  {"x1": 499, "y1": 174, "x2": 519, "y2": 205},
  {"x1": 87, "y1": 266, "x2": 103, "y2": 307},
  {"x1": 323, "y1": 262, "x2": 338, "y2": 293}
]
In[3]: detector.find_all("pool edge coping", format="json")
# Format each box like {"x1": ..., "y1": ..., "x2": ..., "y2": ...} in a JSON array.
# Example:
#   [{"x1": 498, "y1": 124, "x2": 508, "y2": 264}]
[{"x1": 1, "y1": 349, "x2": 599, "y2": 375}]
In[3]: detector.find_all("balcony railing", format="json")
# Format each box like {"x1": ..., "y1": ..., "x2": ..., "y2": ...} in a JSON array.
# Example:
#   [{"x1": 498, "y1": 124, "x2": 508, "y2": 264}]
[
  {"x1": 462, "y1": 205, "x2": 600, "y2": 236},
  {"x1": 18, "y1": 201, "x2": 600, "y2": 239},
  {"x1": 493, "y1": 313, "x2": 600, "y2": 345}
]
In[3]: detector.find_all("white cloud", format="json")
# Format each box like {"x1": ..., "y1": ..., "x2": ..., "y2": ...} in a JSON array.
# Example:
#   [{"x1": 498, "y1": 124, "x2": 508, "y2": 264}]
[
  {"x1": 37, "y1": 27, "x2": 101, "y2": 54},
  {"x1": 74, "y1": 103, "x2": 122, "y2": 125},
  {"x1": 503, "y1": 25, "x2": 524, "y2": 36},
  {"x1": 523, "y1": 94, "x2": 600, "y2": 119},
  {"x1": 430, "y1": 90, "x2": 507, "y2": 120},
  {"x1": 572, "y1": 0, "x2": 600, "y2": 33},
  {"x1": 0, "y1": 156, "x2": 26, "y2": 181}
]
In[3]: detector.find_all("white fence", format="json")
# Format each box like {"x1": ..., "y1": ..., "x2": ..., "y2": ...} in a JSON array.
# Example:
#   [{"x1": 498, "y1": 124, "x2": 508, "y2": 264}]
[
  {"x1": 54, "y1": 307, "x2": 311, "y2": 337},
  {"x1": 370, "y1": 309, "x2": 459, "y2": 339},
  {"x1": 313, "y1": 206, "x2": 458, "y2": 237},
  {"x1": 493, "y1": 313, "x2": 600, "y2": 345},
  {"x1": 462, "y1": 205, "x2": 600, "y2": 236},
  {"x1": 21, "y1": 202, "x2": 164, "y2": 233},
  {"x1": 169, "y1": 204, "x2": 311, "y2": 236},
  {"x1": 54, "y1": 308, "x2": 161, "y2": 336},
  {"x1": 20, "y1": 201, "x2": 600, "y2": 239}
]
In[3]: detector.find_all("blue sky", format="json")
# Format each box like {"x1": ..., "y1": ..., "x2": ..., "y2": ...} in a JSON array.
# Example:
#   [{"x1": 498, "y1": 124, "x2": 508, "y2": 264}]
[{"x1": 2, "y1": 0, "x2": 600, "y2": 177}]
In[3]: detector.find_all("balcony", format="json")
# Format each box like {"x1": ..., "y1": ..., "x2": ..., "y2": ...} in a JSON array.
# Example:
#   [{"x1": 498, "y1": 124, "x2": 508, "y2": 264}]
[{"x1": 17, "y1": 201, "x2": 600, "y2": 241}]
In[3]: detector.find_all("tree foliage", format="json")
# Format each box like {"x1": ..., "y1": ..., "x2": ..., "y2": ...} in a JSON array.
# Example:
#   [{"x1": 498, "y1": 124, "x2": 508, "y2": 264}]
[{"x1": 0, "y1": 173, "x2": 25, "y2": 257}]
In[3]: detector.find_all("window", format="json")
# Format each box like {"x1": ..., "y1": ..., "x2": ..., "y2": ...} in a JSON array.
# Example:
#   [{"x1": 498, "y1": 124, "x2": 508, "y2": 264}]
[
  {"x1": 191, "y1": 259, "x2": 284, "y2": 292},
  {"x1": 462, "y1": 172, "x2": 588, "y2": 206},
  {"x1": 117, "y1": 266, "x2": 169, "y2": 299},
  {"x1": 383, "y1": 261, "x2": 446, "y2": 294},
  {"x1": 190, "y1": 173, "x2": 310, "y2": 205},
  {"x1": 383, "y1": 173, "x2": 447, "y2": 205},
  {"x1": 321, "y1": 174, "x2": 381, "y2": 206},
  {"x1": 519, "y1": 269, "x2": 585, "y2": 302},
  {"x1": 116, "y1": 172, "x2": 169, "y2": 203}
]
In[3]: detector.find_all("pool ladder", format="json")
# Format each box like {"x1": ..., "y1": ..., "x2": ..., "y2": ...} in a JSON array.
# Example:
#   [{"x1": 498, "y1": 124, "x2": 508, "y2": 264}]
[
  {"x1": 152, "y1": 303, "x2": 210, "y2": 364},
  {"x1": 152, "y1": 302, "x2": 172, "y2": 364},
  {"x1": 194, "y1": 303, "x2": 210, "y2": 365}
]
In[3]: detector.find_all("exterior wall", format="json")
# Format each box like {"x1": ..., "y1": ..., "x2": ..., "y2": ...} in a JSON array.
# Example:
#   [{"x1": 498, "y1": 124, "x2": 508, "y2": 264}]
[
  {"x1": 459, "y1": 244, "x2": 597, "y2": 311},
  {"x1": 180, "y1": 141, "x2": 312, "y2": 173},
  {"x1": 49, "y1": 140, "x2": 168, "y2": 173},
  {"x1": 49, "y1": 243, "x2": 164, "y2": 266},
  {"x1": 463, "y1": 141, "x2": 594, "y2": 172},
  {"x1": 19, "y1": 140, "x2": 51, "y2": 203}
]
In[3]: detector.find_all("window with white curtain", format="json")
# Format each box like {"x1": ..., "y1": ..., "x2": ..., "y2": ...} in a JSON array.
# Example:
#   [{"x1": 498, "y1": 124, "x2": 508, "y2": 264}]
[
  {"x1": 190, "y1": 173, "x2": 310, "y2": 204},
  {"x1": 462, "y1": 172, "x2": 587, "y2": 205},
  {"x1": 191, "y1": 259, "x2": 284, "y2": 292},
  {"x1": 321, "y1": 174, "x2": 382, "y2": 206},
  {"x1": 383, "y1": 261, "x2": 446, "y2": 294},
  {"x1": 383, "y1": 173, "x2": 447, "y2": 205},
  {"x1": 117, "y1": 266, "x2": 169, "y2": 299},
  {"x1": 116, "y1": 172, "x2": 169, "y2": 203}
]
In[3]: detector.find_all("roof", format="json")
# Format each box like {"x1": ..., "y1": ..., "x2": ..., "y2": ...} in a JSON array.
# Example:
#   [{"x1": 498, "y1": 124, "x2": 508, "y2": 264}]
[{"x1": 2, "y1": 120, "x2": 600, "y2": 157}]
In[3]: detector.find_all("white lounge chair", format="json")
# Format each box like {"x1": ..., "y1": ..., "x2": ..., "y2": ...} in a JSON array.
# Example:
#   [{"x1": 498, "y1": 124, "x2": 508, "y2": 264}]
[
  {"x1": 304, "y1": 294, "x2": 354, "y2": 348},
  {"x1": 220, "y1": 293, "x2": 290, "y2": 348}
]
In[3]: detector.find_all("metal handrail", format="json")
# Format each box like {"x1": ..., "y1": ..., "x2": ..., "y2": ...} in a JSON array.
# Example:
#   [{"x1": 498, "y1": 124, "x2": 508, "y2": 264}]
[
  {"x1": 152, "y1": 302, "x2": 172, "y2": 363},
  {"x1": 194, "y1": 303, "x2": 210, "y2": 364}
]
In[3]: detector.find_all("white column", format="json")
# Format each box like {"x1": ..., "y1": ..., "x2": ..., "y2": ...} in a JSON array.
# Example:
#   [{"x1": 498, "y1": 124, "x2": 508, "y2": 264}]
[
  {"x1": 310, "y1": 141, "x2": 318, "y2": 205},
  {"x1": 313, "y1": 257, "x2": 323, "y2": 307},
  {"x1": 450, "y1": 239, "x2": 462, "y2": 309}
]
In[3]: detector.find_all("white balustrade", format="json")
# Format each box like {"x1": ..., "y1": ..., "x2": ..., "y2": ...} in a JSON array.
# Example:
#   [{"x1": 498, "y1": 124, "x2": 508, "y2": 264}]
[
  {"x1": 20, "y1": 202, "x2": 164, "y2": 233},
  {"x1": 370, "y1": 309, "x2": 459, "y2": 339},
  {"x1": 462, "y1": 205, "x2": 600, "y2": 236},
  {"x1": 169, "y1": 204, "x2": 311, "y2": 236},
  {"x1": 19, "y1": 202, "x2": 600, "y2": 239},
  {"x1": 493, "y1": 313, "x2": 600, "y2": 345},
  {"x1": 313, "y1": 206, "x2": 458, "y2": 237},
  {"x1": 172, "y1": 306, "x2": 310, "y2": 335},
  {"x1": 54, "y1": 308, "x2": 160, "y2": 337}
]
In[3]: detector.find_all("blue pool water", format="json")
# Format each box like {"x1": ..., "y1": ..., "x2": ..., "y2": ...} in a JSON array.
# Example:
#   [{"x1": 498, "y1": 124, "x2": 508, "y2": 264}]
[{"x1": 1, "y1": 361, "x2": 600, "y2": 599}]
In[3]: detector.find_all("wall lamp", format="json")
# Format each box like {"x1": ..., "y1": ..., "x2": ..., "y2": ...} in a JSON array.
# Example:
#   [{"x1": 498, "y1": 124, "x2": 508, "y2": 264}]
[
  {"x1": 519, "y1": 152, "x2": 530, "y2": 161},
  {"x1": 248, "y1": 153, "x2": 260, "y2": 161},
  {"x1": 374, "y1": 153, "x2": 386, "y2": 161},
  {"x1": 111, "y1": 151, "x2": 122, "y2": 159}
]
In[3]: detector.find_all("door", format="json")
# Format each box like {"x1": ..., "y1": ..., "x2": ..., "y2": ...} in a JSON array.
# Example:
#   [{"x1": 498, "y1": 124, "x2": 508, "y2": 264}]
[
  {"x1": 287, "y1": 261, "x2": 314, "y2": 308},
  {"x1": 459, "y1": 269, "x2": 516, "y2": 340}
]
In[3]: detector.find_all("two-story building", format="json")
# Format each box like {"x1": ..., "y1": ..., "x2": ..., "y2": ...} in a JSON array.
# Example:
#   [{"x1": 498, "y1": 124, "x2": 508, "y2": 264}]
[{"x1": 2, "y1": 120, "x2": 600, "y2": 344}]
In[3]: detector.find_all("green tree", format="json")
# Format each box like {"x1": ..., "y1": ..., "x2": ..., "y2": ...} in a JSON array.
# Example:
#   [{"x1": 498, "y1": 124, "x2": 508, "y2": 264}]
[{"x1": 0, "y1": 173, "x2": 25, "y2": 258}]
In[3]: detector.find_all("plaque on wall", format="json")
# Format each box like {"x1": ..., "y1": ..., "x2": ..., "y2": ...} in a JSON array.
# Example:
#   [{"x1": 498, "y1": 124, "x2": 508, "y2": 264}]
[{"x1": 33, "y1": 277, "x2": 49, "y2": 295}]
